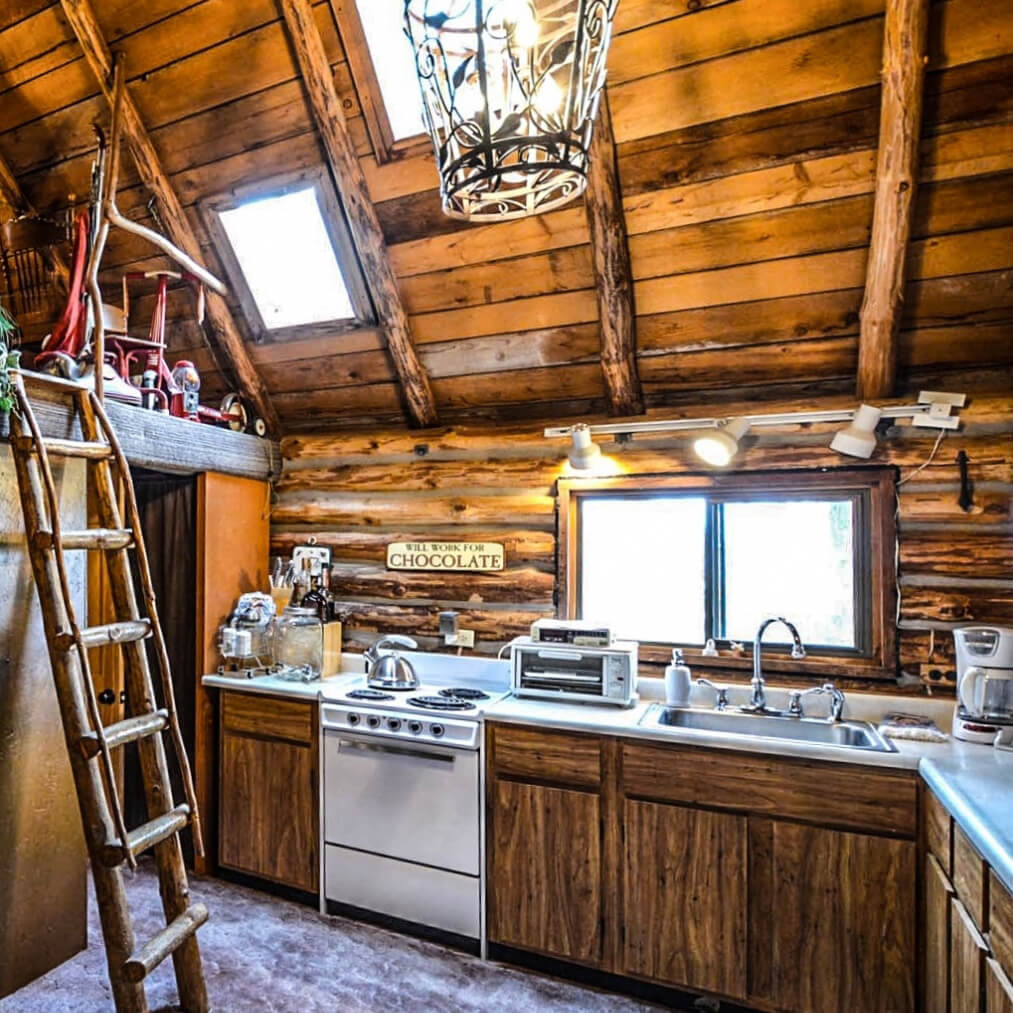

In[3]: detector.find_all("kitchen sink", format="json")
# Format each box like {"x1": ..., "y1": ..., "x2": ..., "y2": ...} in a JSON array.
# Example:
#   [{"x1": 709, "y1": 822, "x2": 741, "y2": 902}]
[{"x1": 640, "y1": 706, "x2": 898, "y2": 753}]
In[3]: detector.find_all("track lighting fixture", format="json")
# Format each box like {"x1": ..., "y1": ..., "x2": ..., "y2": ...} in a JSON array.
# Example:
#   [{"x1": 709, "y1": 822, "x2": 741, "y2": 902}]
[
  {"x1": 692, "y1": 418, "x2": 750, "y2": 467},
  {"x1": 567, "y1": 423, "x2": 601, "y2": 470},
  {"x1": 830, "y1": 404, "x2": 883, "y2": 459}
]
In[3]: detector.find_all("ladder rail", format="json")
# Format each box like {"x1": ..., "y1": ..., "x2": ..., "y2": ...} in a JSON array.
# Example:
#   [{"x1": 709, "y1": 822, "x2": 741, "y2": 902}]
[
  {"x1": 86, "y1": 389, "x2": 206, "y2": 858},
  {"x1": 13, "y1": 373, "x2": 134, "y2": 867}
]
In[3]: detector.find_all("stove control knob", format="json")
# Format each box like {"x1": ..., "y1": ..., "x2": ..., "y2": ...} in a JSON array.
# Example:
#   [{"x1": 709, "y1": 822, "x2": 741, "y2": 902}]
[
  {"x1": 367, "y1": 715, "x2": 381, "y2": 729},
  {"x1": 347, "y1": 713, "x2": 360, "y2": 726},
  {"x1": 431, "y1": 723, "x2": 445, "y2": 738},
  {"x1": 408, "y1": 721, "x2": 423, "y2": 735},
  {"x1": 387, "y1": 718, "x2": 402, "y2": 731}
]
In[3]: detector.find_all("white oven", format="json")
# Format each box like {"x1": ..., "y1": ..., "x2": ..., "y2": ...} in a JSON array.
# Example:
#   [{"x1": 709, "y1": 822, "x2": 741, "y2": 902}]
[{"x1": 511, "y1": 638, "x2": 638, "y2": 706}]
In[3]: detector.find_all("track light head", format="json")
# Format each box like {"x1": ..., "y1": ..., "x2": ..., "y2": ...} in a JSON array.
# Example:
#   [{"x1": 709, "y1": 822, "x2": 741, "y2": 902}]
[
  {"x1": 831, "y1": 404, "x2": 882, "y2": 459},
  {"x1": 568, "y1": 423, "x2": 601, "y2": 470},
  {"x1": 693, "y1": 417, "x2": 750, "y2": 467}
]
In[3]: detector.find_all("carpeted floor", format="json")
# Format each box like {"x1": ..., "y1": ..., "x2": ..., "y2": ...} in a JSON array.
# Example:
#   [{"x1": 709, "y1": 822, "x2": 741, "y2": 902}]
[{"x1": 2, "y1": 864, "x2": 663, "y2": 1012}]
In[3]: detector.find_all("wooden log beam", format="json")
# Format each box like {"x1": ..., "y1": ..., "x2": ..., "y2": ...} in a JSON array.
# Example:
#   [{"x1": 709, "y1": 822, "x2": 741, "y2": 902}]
[
  {"x1": 585, "y1": 92, "x2": 643, "y2": 416},
  {"x1": 0, "y1": 150, "x2": 70, "y2": 291},
  {"x1": 278, "y1": 0, "x2": 438, "y2": 428},
  {"x1": 58, "y1": 0, "x2": 280, "y2": 435},
  {"x1": 856, "y1": 0, "x2": 930, "y2": 399}
]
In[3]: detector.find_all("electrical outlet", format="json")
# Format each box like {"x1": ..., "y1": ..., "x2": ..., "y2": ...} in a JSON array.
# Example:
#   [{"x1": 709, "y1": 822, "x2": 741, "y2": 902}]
[{"x1": 455, "y1": 628, "x2": 475, "y2": 649}]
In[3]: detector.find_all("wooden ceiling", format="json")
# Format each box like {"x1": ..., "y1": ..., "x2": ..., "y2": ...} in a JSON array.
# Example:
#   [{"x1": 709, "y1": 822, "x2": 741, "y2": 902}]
[{"x1": 1, "y1": 0, "x2": 1011, "y2": 434}]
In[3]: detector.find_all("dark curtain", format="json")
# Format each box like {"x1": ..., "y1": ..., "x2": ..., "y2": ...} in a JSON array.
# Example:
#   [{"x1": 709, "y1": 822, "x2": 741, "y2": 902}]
[{"x1": 126, "y1": 468, "x2": 197, "y2": 865}]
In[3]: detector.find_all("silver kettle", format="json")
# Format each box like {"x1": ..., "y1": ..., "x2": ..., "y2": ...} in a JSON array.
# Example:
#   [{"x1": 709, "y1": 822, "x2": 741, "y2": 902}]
[{"x1": 365, "y1": 635, "x2": 419, "y2": 690}]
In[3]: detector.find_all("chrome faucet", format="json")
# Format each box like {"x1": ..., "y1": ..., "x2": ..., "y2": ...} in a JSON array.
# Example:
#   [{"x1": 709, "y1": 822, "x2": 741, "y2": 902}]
[
  {"x1": 696, "y1": 678, "x2": 731, "y2": 711},
  {"x1": 744, "y1": 617, "x2": 806, "y2": 714},
  {"x1": 787, "y1": 683, "x2": 846, "y2": 721}
]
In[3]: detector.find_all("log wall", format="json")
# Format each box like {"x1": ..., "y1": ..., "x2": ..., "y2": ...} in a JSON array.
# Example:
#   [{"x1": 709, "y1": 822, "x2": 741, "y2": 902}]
[
  {"x1": 1, "y1": 0, "x2": 1011, "y2": 428},
  {"x1": 274, "y1": 394, "x2": 1013, "y2": 694}
]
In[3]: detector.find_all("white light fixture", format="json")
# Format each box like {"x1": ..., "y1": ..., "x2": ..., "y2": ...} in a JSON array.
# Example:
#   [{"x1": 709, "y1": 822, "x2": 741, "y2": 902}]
[
  {"x1": 830, "y1": 403, "x2": 883, "y2": 459},
  {"x1": 404, "y1": 0, "x2": 619, "y2": 221},
  {"x1": 693, "y1": 417, "x2": 750, "y2": 467},
  {"x1": 568, "y1": 423, "x2": 601, "y2": 470}
]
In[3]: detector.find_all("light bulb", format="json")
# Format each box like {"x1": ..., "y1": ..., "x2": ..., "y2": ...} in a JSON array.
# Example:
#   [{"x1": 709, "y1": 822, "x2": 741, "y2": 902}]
[
  {"x1": 501, "y1": 0, "x2": 538, "y2": 48},
  {"x1": 535, "y1": 74, "x2": 564, "y2": 116},
  {"x1": 830, "y1": 404, "x2": 882, "y2": 459},
  {"x1": 693, "y1": 418, "x2": 750, "y2": 467}
]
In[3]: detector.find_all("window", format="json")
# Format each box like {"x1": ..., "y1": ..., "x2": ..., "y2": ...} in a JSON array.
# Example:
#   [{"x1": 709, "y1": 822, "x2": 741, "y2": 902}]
[
  {"x1": 558, "y1": 470, "x2": 897, "y2": 680},
  {"x1": 202, "y1": 170, "x2": 373, "y2": 342},
  {"x1": 334, "y1": 1, "x2": 429, "y2": 163}
]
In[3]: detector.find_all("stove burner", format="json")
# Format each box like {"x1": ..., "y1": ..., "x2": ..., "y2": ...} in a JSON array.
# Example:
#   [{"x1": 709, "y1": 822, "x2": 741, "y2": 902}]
[
  {"x1": 408, "y1": 695, "x2": 476, "y2": 711},
  {"x1": 347, "y1": 689, "x2": 395, "y2": 701},
  {"x1": 439, "y1": 687, "x2": 489, "y2": 701}
]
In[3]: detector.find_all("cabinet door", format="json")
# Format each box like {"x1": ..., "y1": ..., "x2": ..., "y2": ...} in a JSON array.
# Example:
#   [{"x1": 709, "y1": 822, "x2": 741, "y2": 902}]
[
  {"x1": 952, "y1": 898, "x2": 987, "y2": 1013},
  {"x1": 220, "y1": 731, "x2": 318, "y2": 892},
  {"x1": 926, "y1": 853, "x2": 956, "y2": 1013},
  {"x1": 753, "y1": 820, "x2": 916, "y2": 1013},
  {"x1": 622, "y1": 800, "x2": 747, "y2": 998},
  {"x1": 489, "y1": 779, "x2": 601, "y2": 965},
  {"x1": 988, "y1": 960, "x2": 1013, "y2": 1013}
]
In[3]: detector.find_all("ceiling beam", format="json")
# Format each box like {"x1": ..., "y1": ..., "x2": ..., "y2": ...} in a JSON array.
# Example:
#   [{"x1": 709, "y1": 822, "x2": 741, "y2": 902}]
[
  {"x1": 0, "y1": 150, "x2": 70, "y2": 291},
  {"x1": 278, "y1": 0, "x2": 439, "y2": 428},
  {"x1": 856, "y1": 0, "x2": 930, "y2": 399},
  {"x1": 58, "y1": 0, "x2": 280, "y2": 435},
  {"x1": 585, "y1": 91, "x2": 643, "y2": 417}
]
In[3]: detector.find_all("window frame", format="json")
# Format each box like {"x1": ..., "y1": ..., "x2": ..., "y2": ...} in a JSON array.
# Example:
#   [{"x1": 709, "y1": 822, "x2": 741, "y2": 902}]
[
  {"x1": 557, "y1": 468, "x2": 898, "y2": 681},
  {"x1": 332, "y1": 0, "x2": 432, "y2": 165},
  {"x1": 199, "y1": 167, "x2": 375, "y2": 344}
]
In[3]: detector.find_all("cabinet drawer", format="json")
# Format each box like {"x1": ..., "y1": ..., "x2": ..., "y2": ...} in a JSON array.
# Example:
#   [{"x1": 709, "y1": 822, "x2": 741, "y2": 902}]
[
  {"x1": 991, "y1": 872, "x2": 1013, "y2": 975},
  {"x1": 925, "y1": 788, "x2": 953, "y2": 874},
  {"x1": 222, "y1": 691, "x2": 315, "y2": 745},
  {"x1": 620, "y1": 742, "x2": 917, "y2": 836},
  {"x1": 988, "y1": 959, "x2": 1013, "y2": 1013},
  {"x1": 489, "y1": 724, "x2": 601, "y2": 788},
  {"x1": 954, "y1": 824, "x2": 988, "y2": 932}
]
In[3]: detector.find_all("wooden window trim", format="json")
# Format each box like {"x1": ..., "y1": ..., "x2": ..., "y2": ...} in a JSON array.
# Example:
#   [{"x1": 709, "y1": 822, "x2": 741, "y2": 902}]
[
  {"x1": 198, "y1": 166, "x2": 376, "y2": 345},
  {"x1": 330, "y1": 0, "x2": 432, "y2": 165},
  {"x1": 557, "y1": 468, "x2": 898, "y2": 682}
]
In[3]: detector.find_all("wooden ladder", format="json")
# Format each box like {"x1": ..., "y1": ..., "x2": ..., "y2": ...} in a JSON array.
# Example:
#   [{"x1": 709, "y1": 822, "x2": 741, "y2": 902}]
[{"x1": 9, "y1": 370, "x2": 210, "y2": 1013}]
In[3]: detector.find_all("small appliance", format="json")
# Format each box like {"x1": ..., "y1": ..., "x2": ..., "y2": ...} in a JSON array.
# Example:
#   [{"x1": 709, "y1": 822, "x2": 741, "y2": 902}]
[
  {"x1": 953, "y1": 626, "x2": 1013, "y2": 744},
  {"x1": 530, "y1": 617, "x2": 612, "y2": 647},
  {"x1": 511, "y1": 637, "x2": 638, "y2": 706},
  {"x1": 365, "y1": 635, "x2": 420, "y2": 690},
  {"x1": 217, "y1": 592, "x2": 276, "y2": 678}
]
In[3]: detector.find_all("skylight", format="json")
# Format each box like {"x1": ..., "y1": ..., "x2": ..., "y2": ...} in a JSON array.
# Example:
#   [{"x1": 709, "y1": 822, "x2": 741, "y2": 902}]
[
  {"x1": 218, "y1": 186, "x2": 355, "y2": 330},
  {"x1": 355, "y1": 0, "x2": 426, "y2": 141}
]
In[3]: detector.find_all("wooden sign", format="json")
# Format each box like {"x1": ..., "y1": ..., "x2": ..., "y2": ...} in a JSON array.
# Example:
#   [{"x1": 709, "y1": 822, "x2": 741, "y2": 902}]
[{"x1": 386, "y1": 541, "x2": 504, "y2": 572}]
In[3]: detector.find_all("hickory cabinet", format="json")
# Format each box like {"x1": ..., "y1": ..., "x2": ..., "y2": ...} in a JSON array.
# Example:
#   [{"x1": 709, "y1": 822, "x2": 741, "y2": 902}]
[
  {"x1": 922, "y1": 786, "x2": 1013, "y2": 1013},
  {"x1": 219, "y1": 691, "x2": 319, "y2": 894},
  {"x1": 486, "y1": 721, "x2": 918, "y2": 1013}
]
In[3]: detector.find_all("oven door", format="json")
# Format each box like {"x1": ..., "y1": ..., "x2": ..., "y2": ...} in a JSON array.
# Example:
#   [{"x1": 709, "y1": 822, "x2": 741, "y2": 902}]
[
  {"x1": 323, "y1": 730, "x2": 480, "y2": 875},
  {"x1": 515, "y1": 646, "x2": 606, "y2": 697}
]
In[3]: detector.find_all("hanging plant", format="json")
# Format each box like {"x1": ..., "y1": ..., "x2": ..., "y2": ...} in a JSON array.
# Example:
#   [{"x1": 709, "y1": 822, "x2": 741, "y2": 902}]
[{"x1": 0, "y1": 300, "x2": 21, "y2": 440}]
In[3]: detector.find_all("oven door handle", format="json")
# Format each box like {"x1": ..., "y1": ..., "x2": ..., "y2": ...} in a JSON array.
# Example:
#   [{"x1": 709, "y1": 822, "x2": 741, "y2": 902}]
[{"x1": 335, "y1": 738, "x2": 455, "y2": 764}]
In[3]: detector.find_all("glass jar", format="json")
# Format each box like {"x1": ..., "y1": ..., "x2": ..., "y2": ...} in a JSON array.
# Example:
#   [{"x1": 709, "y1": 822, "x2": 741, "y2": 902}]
[{"x1": 274, "y1": 606, "x2": 322, "y2": 680}]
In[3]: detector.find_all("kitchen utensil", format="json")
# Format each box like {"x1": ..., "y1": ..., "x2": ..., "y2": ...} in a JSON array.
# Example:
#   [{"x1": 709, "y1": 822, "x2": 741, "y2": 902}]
[{"x1": 365, "y1": 635, "x2": 419, "y2": 690}]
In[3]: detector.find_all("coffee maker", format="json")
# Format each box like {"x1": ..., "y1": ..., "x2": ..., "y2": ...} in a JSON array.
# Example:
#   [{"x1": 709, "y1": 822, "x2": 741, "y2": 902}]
[{"x1": 953, "y1": 626, "x2": 1013, "y2": 744}]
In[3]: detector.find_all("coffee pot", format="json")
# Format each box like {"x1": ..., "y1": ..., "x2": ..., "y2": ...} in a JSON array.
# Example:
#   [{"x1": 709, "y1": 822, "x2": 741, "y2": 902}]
[{"x1": 953, "y1": 626, "x2": 1013, "y2": 744}]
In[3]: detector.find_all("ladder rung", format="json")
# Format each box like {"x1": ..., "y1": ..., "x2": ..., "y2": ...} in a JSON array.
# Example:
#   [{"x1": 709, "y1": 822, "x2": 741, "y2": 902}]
[
  {"x1": 55, "y1": 619, "x2": 151, "y2": 652},
  {"x1": 35, "y1": 527, "x2": 134, "y2": 551},
  {"x1": 101, "y1": 804, "x2": 191, "y2": 867},
  {"x1": 26, "y1": 436, "x2": 112, "y2": 459},
  {"x1": 124, "y1": 903, "x2": 209, "y2": 983},
  {"x1": 17, "y1": 369, "x2": 89, "y2": 394},
  {"x1": 79, "y1": 709, "x2": 170, "y2": 759}
]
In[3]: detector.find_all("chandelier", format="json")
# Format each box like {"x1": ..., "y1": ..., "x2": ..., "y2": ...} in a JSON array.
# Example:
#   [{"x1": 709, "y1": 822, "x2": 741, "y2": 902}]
[{"x1": 404, "y1": 0, "x2": 618, "y2": 221}]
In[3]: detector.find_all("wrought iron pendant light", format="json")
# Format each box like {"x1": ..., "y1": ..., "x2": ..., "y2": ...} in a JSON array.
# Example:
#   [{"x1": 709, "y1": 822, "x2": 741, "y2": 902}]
[{"x1": 404, "y1": 0, "x2": 618, "y2": 222}]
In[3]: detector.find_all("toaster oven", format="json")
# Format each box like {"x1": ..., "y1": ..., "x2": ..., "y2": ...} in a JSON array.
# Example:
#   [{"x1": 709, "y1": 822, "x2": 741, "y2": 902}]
[{"x1": 510, "y1": 638, "x2": 638, "y2": 706}]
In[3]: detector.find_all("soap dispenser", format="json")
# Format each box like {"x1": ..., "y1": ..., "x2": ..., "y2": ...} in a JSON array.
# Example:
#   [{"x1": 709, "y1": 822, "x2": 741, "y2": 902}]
[{"x1": 664, "y1": 649, "x2": 692, "y2": 707}]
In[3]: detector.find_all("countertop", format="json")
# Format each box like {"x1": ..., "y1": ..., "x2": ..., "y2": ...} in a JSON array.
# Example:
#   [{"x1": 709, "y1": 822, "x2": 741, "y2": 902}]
[{"x1": 201, "y1": 664, "x2": 1012, "y2": 891}]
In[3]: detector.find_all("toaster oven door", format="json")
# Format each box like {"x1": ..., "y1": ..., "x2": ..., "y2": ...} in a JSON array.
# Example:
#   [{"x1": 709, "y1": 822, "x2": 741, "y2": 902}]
[{"x1": 516, "y1": 648, "x2": 606, "y2": 696}]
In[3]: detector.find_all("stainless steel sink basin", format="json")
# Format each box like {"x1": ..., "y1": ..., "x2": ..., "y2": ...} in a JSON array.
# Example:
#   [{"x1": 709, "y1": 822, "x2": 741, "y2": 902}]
[{"x1": 640, "y1": 706, "x2": 897, "y2": 753}]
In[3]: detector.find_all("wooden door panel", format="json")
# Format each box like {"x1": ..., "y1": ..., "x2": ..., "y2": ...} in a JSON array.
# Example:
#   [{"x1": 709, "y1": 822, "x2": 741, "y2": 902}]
[
  {"x1": 489, "y1": 779, "x2": 601, "y2": 965},
  {"x1": 987, "y1": 959, "x2": 1013, "y2": 1013},
  {"x1": 926, "y1": 853, "x2": 956, "y2": 1013},
  {"x1": 759, "y1": 820, "x2": 916, "y2": 1013},
  {"x1": 220, "y1": 731, "x2": 317, "y2": 893},
  {"x1": 952, "y1": 898, "x2": 987, "y2": 1013},
  {"x1": 622, "y1": 799, "x2": 747, "y2": 998}
]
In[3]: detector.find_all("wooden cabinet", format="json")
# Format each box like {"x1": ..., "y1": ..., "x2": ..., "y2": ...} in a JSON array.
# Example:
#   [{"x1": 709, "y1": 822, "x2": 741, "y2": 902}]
[
  {"x1": 486, "y1": 725, "x2": 605, "y2": 966},
  {"x1": 486, "y1": 722, "x2": 918, "y2": 1013},
  {"x1": 926, "y1": 853, "x2": 956, "y2": 1013},
  {"x1": 219, "y1": 691, "x2": 318, "y2": 893},
  {"x1": 952, "y1": 897, "x2": 988, "y2": 1013},
  {"x1": 622, "y1": 799, "x2": 747, "y2": 997}
]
